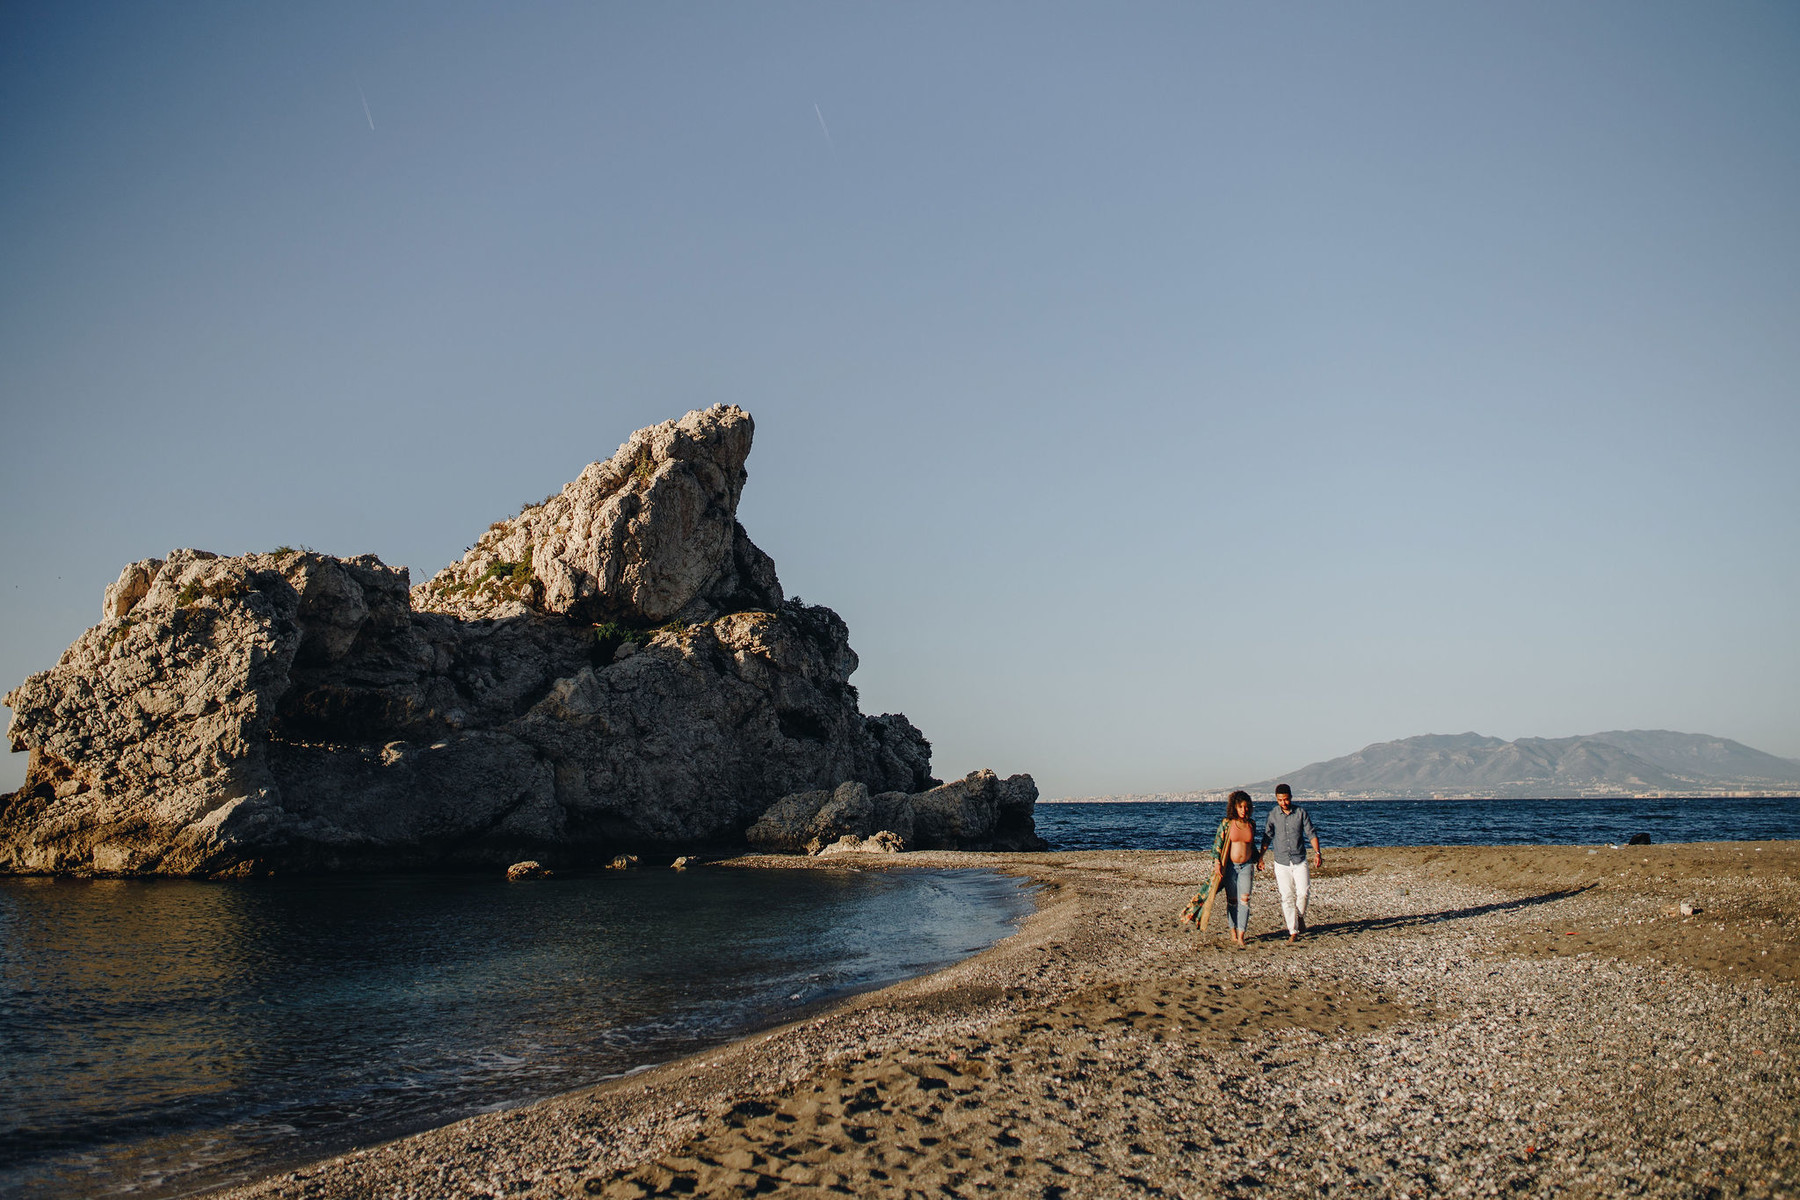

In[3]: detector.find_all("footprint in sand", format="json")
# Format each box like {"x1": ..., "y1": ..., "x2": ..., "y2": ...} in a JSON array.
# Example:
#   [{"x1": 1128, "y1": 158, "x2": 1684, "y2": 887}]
[{"x1": 587, "y1": 977, "x2": 1399, "y2": 1198}]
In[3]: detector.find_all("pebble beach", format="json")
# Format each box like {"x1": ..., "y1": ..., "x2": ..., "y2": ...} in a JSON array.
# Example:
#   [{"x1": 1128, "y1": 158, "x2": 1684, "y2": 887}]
[{"x1": 216, "y1": 842, "x2": 1800, "y2": 1200}]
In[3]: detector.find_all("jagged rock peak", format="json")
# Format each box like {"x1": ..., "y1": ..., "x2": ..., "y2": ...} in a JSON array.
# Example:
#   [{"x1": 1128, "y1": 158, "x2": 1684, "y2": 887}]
[{"x1": 413, "y1": 404, "x2": 782, "y2": 625}]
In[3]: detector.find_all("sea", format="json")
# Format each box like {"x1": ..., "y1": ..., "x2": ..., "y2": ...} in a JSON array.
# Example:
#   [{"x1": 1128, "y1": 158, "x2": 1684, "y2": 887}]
[
  {"x1": 1034, "y1": 794, "x2": 1800, "y2": 852},
  {"x1": 4, "y1": 795, "x2": 1796, "y2": 1199},
  {"x1": 0, "y1": 867, "x2": 1032, "y2": 1199}
]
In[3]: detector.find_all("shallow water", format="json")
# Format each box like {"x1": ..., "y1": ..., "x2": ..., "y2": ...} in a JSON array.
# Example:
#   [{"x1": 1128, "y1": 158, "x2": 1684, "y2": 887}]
[
  {"x1": 1035, "y1": 795, "x2": 1800, "y2": 852},
  {"x1": 0, "y1": 866, "x2": 1032, "y2": 1198}
]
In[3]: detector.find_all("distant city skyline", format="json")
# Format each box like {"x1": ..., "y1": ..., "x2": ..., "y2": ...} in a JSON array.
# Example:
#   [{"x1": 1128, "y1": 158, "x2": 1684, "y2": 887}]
[{"x1": 4, "y1": 3, "x2": 1797, "y2": 797}]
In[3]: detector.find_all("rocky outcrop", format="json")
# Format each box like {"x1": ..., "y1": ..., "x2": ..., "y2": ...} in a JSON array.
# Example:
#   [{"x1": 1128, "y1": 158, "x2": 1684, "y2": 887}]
[
  {"x1": 0, "y1": 406, "x2": 996, "y2": 877},
  {"x1": 813, "y1": 831, "x2": 906, "y2": 856},
  {"x1": 747, "y1": 782, "x2": 886, "y2": 854},
  {"x1": 745, "y1": 770, "x2": 1047, "y2": 854},
  {"x1": 910, "y1": 770, "x2": 1046, "y2": 852},
  {"x1": 411, "y1": 406, "x2": 780, "y2": 625}
]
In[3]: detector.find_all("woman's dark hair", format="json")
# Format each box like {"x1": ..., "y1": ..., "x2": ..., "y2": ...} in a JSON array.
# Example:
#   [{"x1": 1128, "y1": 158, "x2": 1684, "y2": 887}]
[{"x1": 1226, "y1": 790, "x2": 1252, "y2": 821}]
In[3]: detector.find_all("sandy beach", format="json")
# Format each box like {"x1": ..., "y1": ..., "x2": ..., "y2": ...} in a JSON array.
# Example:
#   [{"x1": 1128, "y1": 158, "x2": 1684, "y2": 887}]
[{"x1": 215, "y1": 842, "x2": 1800, "y2": 1200}]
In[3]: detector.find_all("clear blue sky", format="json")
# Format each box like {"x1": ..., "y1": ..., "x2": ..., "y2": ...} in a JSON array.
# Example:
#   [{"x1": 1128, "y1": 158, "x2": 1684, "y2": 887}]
[{"x1": 3, "y1": 2, "x2": 1797, "y2": 797}]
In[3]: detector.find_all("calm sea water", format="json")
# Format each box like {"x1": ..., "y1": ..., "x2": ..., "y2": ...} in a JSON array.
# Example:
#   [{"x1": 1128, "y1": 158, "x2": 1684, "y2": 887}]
[
  {"x1": 1035, "y1": 795, "x2": 1800, "y2": 852},
  {"x1": 0, "y1": 867, "x2": 1032, "y2": 1199}
]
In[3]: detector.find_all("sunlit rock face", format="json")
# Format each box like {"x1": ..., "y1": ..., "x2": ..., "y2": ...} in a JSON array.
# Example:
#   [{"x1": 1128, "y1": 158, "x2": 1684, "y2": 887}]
[
  {"x1": 0, "y1": 406, "x2": 941, "y2": 876},
  {"x1": 411, "y1": 405, "x2": 780, "y2": 625}
]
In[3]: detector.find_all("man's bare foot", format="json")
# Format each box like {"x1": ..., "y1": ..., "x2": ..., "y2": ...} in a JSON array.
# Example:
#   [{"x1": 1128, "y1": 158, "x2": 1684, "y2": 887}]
[{"x1": 1288, "y1": 932, "x2": 1297, "y2": 942}]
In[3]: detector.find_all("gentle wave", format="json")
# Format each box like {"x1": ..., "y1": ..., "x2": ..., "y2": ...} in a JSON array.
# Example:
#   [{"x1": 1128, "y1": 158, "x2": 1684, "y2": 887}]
[{"x1": 0, "y1": 867, "x2": 1032, "y2": 1199}]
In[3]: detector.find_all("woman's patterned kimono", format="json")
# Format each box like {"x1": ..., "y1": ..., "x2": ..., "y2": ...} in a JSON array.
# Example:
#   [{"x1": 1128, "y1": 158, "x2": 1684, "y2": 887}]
[{"x1": 1178, "y1": 819, "x2": 1230, "y2": 925}]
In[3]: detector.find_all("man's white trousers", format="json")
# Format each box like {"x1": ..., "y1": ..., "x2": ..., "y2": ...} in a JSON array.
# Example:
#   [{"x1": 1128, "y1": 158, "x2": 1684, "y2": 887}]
[{"x1": 1272, "y1": 860, "x2": 1310, "y2": 935}]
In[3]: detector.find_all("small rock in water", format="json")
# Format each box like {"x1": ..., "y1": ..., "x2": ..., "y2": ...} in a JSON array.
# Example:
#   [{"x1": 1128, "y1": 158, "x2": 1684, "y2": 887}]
[
  {"x1": 670, "y1": 856, "x2": 697, "y2": 871},
  {"x1": 1628, "y1": 833, "x2": 1653, "y2": 845},
  {"x1": 506, "y1": 860, "x2": 552, "y2": 881},
  {"x1": 607, "y1": 854, "x2": 640, "y2": 870}
]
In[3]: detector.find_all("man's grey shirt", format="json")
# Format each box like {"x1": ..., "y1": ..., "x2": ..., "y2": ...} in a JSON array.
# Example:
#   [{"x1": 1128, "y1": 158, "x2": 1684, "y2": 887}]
[{"x1": 1260, "y1": 805, "x2": 1319, "y2": 866}]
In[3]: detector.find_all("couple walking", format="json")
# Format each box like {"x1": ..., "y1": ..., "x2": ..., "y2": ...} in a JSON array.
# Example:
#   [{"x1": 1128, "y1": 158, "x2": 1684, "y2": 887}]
[{"x1": 1183, "y1": 784, "x2": 1323, "y2": 946}]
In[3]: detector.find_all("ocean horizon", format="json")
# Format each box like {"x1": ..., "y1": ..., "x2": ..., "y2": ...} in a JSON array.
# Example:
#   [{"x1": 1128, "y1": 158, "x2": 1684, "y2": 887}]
[{"x1": 1033, "y1": 795, "x2": 1800, "y2": 851}]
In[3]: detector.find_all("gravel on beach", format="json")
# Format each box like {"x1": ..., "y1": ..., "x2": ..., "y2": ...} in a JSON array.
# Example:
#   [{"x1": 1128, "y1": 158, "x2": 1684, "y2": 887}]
[{"x1": 215, "y1": 842, "x2": 1800, "y2": 1200}]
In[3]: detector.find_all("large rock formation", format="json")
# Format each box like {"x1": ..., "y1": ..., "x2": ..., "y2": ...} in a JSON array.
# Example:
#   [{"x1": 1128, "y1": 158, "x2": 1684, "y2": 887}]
[{"x1": 0, "y1": 406, "x2": 1037, "y2": 876}]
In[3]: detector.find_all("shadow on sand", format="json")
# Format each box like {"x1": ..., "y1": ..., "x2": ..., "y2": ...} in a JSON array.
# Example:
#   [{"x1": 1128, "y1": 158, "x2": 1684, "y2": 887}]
[{"x1": 1271, "y1": 884, "x2": 1597, "y2": 941}]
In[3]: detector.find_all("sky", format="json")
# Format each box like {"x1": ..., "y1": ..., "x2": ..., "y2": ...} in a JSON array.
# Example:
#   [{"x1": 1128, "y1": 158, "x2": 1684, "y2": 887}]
[{"x1": 2, "y1": 1, "x2": 1797, "y2": 798}]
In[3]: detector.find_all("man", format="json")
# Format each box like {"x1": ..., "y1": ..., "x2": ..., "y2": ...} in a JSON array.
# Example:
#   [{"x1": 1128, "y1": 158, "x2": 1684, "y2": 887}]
[{"x1": 1256, "y1": 783, "x2": 1323, "y2": 943}]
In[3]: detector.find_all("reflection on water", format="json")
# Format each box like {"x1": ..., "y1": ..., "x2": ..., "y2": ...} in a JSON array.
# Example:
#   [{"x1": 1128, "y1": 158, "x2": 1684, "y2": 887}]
[{"x1": 0, "y1": 867, "x2": 1031, "y2": 1198}]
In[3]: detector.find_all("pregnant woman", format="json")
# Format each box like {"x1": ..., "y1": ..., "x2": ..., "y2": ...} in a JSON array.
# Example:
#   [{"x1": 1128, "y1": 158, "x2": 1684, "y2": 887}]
[{"x1": 1220, "y1": 789, "x2": 1258, "y2": 947}]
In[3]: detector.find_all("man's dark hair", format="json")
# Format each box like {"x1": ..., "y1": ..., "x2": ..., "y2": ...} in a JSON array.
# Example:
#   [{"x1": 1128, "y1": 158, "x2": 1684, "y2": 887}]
[{"x1": 1275, "y1": 784, "x2": 1292, "y2": 798}]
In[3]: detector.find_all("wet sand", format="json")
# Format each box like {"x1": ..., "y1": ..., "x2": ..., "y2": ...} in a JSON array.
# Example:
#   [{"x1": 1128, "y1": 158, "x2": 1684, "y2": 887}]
[{"x1": 216, "y1": 842, "x2": 1800, "y2": 1199}]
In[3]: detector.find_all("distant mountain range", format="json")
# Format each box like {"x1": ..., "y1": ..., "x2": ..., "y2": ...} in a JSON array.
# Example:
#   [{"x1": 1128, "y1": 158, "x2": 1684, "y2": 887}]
[
  {"x1": 1247, "y1": 730, "x2": 1800, "y2": 799},
  {"x1": 1050, "y1": 730, "x2": 1800, "y2": 802}
]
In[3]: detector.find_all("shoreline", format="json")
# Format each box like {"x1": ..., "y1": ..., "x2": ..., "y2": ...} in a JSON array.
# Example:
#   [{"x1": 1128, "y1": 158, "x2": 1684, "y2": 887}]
[{"x1": 213, "y1": 842, "x2": 1800, "y2": 1199}]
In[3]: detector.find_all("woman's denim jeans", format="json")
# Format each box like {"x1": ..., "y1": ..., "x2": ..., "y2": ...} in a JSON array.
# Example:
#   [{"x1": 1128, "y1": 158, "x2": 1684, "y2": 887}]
[{"x1": 1224, "y1": 861, "x2": 1254, "y2": 932}]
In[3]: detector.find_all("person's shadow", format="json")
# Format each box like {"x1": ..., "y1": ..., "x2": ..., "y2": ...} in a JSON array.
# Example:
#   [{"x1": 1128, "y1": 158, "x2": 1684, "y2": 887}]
[{"x1": 1283, "y1": 884, "x2": 1596, "y2": 939}]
